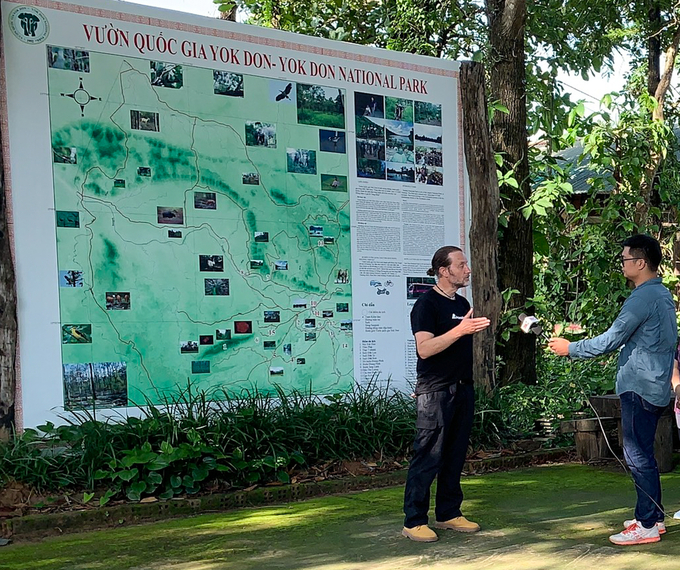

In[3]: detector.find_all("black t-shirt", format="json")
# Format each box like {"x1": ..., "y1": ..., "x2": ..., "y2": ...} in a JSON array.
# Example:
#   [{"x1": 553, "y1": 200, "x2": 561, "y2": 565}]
[{"x1": 410, "y1": 288, "x2": 473, "y2": 394}]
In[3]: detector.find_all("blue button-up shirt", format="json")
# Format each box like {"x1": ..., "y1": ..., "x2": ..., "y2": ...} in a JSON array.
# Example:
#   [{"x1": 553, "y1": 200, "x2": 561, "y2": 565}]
[{"x1": 569, "y1": 277, "x2": 677, "y2": 407}]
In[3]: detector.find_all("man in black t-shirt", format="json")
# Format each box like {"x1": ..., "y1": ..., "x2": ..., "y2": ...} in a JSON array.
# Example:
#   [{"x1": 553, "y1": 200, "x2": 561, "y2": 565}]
[{"x1": 402, "y1": 246, "x2": 491, "y2": 542}]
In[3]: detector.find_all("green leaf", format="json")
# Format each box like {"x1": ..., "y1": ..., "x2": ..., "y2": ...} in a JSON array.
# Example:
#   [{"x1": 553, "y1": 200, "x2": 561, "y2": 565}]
[
  {"x1": 93, "y1": 469, "x2": 110, "y2": 480},
  {"x1": 116, "y1": 468, "x2": 139, "y2": 482},
  {"x1": 83, "y1": 492, "x2": 95, "y2": 504},
  {"x1": 276, "y1": 471, "x2": 290, "y2": 484},
  {"x1": 170, "y1": 475, "x2": 182, "y2": 488},
  {"x1": 146, "y1": 472, "x2": 163, "y2": 485},
  {"x1": 192, "y1": 467, "x2": 210, "y2": 482},
  {"x1": 159, "y1": 488, "x2": 175, "y2": 500},
  {"x1": 126, "y1": 481, "x2": 147, "y2": 502}
]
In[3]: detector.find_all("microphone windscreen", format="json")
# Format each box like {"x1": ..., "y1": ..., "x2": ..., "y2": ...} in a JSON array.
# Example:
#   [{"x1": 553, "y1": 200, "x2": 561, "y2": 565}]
[
  {"x1": 533, "y1": 325, "x2": 543, "y2": 336},
  {"x1": 518, "y1": 313, "x2": 527, "y2": 323}
]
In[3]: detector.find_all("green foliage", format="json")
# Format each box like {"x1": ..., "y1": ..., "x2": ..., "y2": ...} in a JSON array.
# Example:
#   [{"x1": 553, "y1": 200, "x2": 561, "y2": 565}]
[{"x1": 0, "y1": 382, "x2": 417, "y2": 500}]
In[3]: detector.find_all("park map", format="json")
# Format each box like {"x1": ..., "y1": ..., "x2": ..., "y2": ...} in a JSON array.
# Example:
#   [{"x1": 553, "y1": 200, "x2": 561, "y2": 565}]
[{"x1": 47, "y1": 47, "x2": 352, "y2": 409}]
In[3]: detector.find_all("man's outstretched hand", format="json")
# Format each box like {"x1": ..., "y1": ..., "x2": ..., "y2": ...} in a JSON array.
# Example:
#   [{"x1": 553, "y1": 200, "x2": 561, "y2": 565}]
[
  {"x1": 456, "y1": 308, "x2": 491, "y2": 336},
  {"x1": 548, "y1": 337, "x2": 570, "y2": 356}
]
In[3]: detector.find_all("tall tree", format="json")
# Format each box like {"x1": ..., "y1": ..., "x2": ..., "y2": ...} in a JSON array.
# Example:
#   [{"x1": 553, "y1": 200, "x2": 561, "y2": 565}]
[
  {"x1": 485, "y1": 0, "x2": 535, "y2": 384},
  {"x1": 0, "y1": 21, "x2": 18, "y2": 440}
]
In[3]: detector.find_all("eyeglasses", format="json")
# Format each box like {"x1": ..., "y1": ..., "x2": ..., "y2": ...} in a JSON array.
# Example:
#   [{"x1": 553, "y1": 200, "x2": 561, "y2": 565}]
[{"x1": 620, "y1": 257, "x2": 643, "y2": 265}]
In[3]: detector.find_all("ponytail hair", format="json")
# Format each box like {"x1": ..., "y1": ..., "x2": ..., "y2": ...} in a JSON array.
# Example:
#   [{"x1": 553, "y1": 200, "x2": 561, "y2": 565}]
[{"x1": 428, "y1": 246, "x2": 462, "y2": 279}]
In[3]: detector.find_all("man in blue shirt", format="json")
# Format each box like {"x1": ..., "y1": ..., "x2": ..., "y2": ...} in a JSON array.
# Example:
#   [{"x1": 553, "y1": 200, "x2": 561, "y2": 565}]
[{"x1": 549, "y1": 234, "x2": 677, "y2": 546}]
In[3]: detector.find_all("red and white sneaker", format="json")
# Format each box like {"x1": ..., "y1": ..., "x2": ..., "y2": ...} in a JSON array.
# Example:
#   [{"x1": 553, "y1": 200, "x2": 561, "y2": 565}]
[
  {"x1": 609, "y1": 522, "x2": 660, "y2": 545},
  {"x1": 623, "y1": 518, "x2": 665, "y2": 534}
]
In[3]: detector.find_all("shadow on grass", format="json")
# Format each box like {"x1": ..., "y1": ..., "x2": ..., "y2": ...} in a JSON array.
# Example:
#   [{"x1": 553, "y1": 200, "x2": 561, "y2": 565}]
[{"x1": 2, "y1": 464, "x2": 680, "y2": 570}]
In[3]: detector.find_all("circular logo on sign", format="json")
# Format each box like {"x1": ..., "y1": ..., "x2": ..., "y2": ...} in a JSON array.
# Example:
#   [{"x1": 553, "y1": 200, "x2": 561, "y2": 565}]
[{"x1": 8, "y1": 6, "x2": 50, "y2": 44}]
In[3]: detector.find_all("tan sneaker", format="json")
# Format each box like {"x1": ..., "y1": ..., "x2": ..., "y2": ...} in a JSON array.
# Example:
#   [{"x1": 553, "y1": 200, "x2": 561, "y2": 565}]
[
  {"x1": 434, "y1": 516, "x2": 481, "y2": 533},
  {"x1": 402, "y1": 525, "x2": 439, "y2": 542}
]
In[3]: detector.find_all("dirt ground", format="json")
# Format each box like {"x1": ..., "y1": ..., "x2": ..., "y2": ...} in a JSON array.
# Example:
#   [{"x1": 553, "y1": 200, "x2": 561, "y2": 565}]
[{"x1": 1, "y1": 463, "x2": 680, "y2": 570}]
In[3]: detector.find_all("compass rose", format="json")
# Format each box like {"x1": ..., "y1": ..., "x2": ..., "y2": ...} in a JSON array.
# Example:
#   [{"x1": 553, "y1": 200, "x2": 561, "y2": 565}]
[{"x1": 61, "y1": 78, "x2": 101, "y2": 116}]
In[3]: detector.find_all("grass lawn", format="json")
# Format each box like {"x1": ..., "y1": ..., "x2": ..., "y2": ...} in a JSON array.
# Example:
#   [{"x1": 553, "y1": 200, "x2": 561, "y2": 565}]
[{"x1": 2, "y1": 463, "x2": 680, "y2": 570}]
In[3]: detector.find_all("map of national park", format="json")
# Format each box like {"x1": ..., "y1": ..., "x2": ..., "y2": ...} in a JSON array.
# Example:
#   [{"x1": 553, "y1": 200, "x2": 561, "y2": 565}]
[{"x1": 47, "y1": 47, "x2": 352, "y2": 408}]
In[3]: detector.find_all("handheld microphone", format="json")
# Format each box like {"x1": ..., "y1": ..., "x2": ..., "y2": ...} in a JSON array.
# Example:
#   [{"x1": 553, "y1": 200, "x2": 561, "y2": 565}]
[{"x1": 518, "y1": 313, "x2": 548, "y2": 341}]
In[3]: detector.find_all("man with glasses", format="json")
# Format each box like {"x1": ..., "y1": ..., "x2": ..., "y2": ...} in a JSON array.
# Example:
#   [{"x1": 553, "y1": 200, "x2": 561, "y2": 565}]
[
  {"x1": 402, "y1": 246, "x2": 491, "y2": 542},
  {"x1": 549, "y1": 234, "x2": 677, "y2": 545}
]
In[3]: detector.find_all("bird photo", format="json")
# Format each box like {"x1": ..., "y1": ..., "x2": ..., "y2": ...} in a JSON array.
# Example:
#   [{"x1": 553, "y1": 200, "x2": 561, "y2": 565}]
[
  {"x1": 276, "y1": 82, "x2": 293, "y2": 101},
  {"x1": 62, "y1": 324, "x2": 92, "y2": 344}
]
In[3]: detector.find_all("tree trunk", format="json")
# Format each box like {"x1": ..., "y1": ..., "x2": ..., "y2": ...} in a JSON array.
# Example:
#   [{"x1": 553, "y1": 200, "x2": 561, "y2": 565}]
[
  {"x1": 0, "y1": 18, "x2": 18, "y2": 440},
  {"x1": 460, "y1": 62, "x2": 501, "y2": 394},
  {"x1": 486, "y1": 0, "x2": 535, "y2": 385}
]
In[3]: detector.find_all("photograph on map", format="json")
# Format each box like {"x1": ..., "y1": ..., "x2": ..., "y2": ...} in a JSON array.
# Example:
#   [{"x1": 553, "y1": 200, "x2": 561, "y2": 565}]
[
  {"x1": 263, "y1": 341, "x2": 276, "y2": 350},
  {"x1": 296, "y1": 83, "x2": 345, "y2": 128},
  {"x1": 168, "y1": 230, "x2": 182, "y2": 238},
  {"x1": 415, "y1": 124, "x2": 442, "y2": 146},
  {"x1": 414, "y1": 101, "x2": 442, "y2": 126},
  {"x1": 264, "y1": 310, "x2": 280, "y2": 323},
  {"x1": 357, "y1": 159, "x2": 385, "y2": 180},
  {"x1": 194, "y1": 191, "x2": 216, "y2": 210},
  {"x1": 335, "y1": 269, "x2": 350, "y2": 284},
  {"x1": 286, "y1": 148, "x2": 317, "y2": 175},
  {"x1": 322, "y1": 310, "x2": 334, "y2": 318},
  {"x1": 336, "y1": 302, "x2": 349, "y2": 312},
  {"x1": 130, "y1": 110, "x2": 160, "y2": 132},
  {"x1": 416, "y1": 144, "x2": 443, "y2": 167},
  {"x1": 323, "y1": 236, "x2": 335, "y2": 245},
  {"x1": 192, "y1": 360, "x2": 210, "y2": 374},
  {"x1": 150, "y1": 61, "x2": 183, "y2": 89},
  {"x1": 214, "y1": 70, "x2": 244, "y2": 97},
  {"x1": 355, "y1": 116, "x2": 384, "y2": 140},
  {"x1": 417, "y1": 165, "x2": 443, "y2": 186},
  {"x1": 304, "y1": 318, "x2": 316, "y2": 329},
  {"x1": 138, "y1": 166, "x2": 152, "y2": 177},
  {"x1": 355, "y1": 92, "x2": 384, "y2": 119},
  {"x1": 53, "y1": 146, "x2": 77, "y2": 164},
  {"x1": 270, "y1": 80, "x2": 295, "y2": 104},
  {"x1": 114, "y1": 179, "x2": 126, "y2": 188},
  {"x1": 250, "y1": 259, "x2": 264, "y2": 269},
  {"x1": 59, "y1": 270, "x2": 83, "y2": 287},
  {"x1": 200, "y1": 335, "x2": 214, "y2": 345},
  {"x1": 180, "y1": 340, "x2": 199, "y2": 354},
  {"x1": 309, "y1": 225, "x2": 324, "y2": 237},
  {"x1": 204, "y1": 278, "x2": 229, "y2": 295},
  {"x1": 386, "y1": 162, "x2": 416, "y2": 183},
  {"x1": 245, "y1": 121, "x2": 276, "y2": 148},
  {"x1": 63, "y1": 361, "x2": 127, "y2": 410},
  {"x1": 320, "y1": 174, "x2": 347, "y2": 193},
  {"x1": 157, "y1": 206, "x2": 184, "y2": 225},
  {"x1": 356, "y1": 138, "x2": 385, "y2": 161},
  {"x1": 319, "y1": 129, "x2": 346, "y2": 153},
  {"x1": 254, "y1": 231, "x2": 269, "y2": 242},
  {"x1": 386, "y1": 97, "x2": 414, "y2": 123},
  {"x1": 199, "y1": 255, "x2": 224, "y2": 272},
  {"x1": 340, "y1": 320, "x2": 353, "y2": 331},
  {"x1": 274, "y1": 260, "x2": 288, "y2": 270},
  {"x1": 283, "y1": 343, "x2": 292, "y2": 356},
  {"x1": 270, "y1": 367, "x2": 284, "y2": 376},
  {"x1": 296, "y1": 358, "x2": 306, "y2": 365},
  {"x1": 407, "y1": 277, "x2": 436, "y2": 299},
  {"x1": 106, "y1": 292, "x2": 130, "y2": 310},
  {"x1": 242, "y1": 172, "x2": 260, "y2": 185},
  {"x1": 62, "y1": 324, "x2": 92, "y2": 344},
  {"x1": 47, "y1": 46, "x2": 90, "y2": 72},
  {"x1": 57, "y1": 210, "x2": 80, "y2": 228},
  {"x1": 234, "y1": 320, "x2": 253, "y2": 334},
  {"x1": 293, "y1": 299, "x2": 307, "y2": 309},
  {"x1": 216, "y1": 329, "x2": 231, "y2": 340},
  {"x1": 305, "y1": 332, "x2": 317, "y2": 341}
]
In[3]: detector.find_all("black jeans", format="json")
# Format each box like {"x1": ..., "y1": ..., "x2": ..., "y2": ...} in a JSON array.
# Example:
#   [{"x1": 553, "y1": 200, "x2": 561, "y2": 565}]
[
  {"x1": 620, "y1": 391, "x2": 665, "y2": 528},
  {"x1": 403, "y1": 383, "x2": 474, "y2": 528}
]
